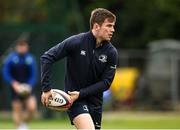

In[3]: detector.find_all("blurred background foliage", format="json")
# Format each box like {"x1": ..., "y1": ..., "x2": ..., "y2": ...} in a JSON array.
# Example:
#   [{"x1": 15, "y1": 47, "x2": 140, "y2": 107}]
[
  {"x1": 0, "y1": 0, "x2": 179, "y2": 49},
  {"x1": 0, "y1": 0, "x2": 180, "y2": 111}
]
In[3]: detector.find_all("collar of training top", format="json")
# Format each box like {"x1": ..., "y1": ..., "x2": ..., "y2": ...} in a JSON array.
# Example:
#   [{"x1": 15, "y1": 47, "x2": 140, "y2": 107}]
[{"x1": 88, "y1": 31, "x2": 109, "y2": 49}]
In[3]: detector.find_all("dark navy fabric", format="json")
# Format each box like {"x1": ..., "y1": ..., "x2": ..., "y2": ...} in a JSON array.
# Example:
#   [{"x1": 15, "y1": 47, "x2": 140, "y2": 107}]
[
  {"x1": 41, "y1": 31, "x2": 118, "y2": 106},
  {"x1": 3, "y1": 52, "x2": 37, "y2": 87},
  {"x1": 67, "y1": 100, "x2": 102, "y2": 129}
]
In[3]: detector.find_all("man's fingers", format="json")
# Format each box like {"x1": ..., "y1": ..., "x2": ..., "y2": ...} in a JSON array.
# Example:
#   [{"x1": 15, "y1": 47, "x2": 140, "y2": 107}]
[
  {"x1": 45, "y1": 96, "x2": 50, "y2": 107},
  {"x1": 68, "y1": 91, "x2": 78, "y2": 95},
  {"x1": 41, "y1": 98, "x2": 44, "y2": 105},
  {"x1": 41, "y1": 95, "x2": 44, "y2": 104},
  {"x1": 41, "y1": 96, "x2": 48, "y2": 107},
  {"x1": 41, "y1": 95, "x2": 46, "y2": 105},
  {"x1": 68, "y1": 91, "x2": 72, "y2": 95},
  {"x1": 68, "y1": 91, "x2": 80, "y2": 103},
  {"x1": 41, "y1": 90, "x2": 52, "y2": 107},
  {"x1": 41, "y1": 94, "x2": 49, "y2": 106}
]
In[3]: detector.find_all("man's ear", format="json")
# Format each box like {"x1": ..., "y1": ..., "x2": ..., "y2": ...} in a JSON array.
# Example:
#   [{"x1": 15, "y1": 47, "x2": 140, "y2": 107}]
[{"x1": 93, "y1": 23, "x2": 100, "y2": 31}]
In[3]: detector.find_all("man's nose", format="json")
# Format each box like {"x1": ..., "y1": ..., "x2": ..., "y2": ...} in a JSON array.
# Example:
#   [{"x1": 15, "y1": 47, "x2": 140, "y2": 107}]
[{"x1": 111, "y1": 27, "x2": 115, "y2": 32}]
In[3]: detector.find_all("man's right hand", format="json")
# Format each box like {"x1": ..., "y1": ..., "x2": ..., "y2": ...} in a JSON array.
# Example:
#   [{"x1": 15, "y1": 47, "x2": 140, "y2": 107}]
[{"x1": 41, "y1": 90, "x2": 52, "y2": 107}]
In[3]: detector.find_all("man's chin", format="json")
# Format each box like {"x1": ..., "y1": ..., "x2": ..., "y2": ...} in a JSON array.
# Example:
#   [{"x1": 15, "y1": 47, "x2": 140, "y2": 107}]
[
  {"x1": 102, "y1": 37, "x2": 111, "y2": 42},
  {"x1": 106, "y1": 38, "x2": 111, "y2": 41}
]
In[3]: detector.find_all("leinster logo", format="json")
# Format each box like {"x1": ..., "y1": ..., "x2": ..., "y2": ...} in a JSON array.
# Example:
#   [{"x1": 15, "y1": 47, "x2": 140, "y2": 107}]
[
  {"x1": 98, "y1": 54, "x2": 107, "y2": 63},
  {"x1": 80, "y1": 50, "x2": 86, "y2": 56}
]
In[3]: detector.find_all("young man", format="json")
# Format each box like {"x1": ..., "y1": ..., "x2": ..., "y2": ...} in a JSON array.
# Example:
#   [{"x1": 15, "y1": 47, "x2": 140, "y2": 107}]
[
  {"x1": 41, "y1": 8, "x2": 118, "y2": 129},
  {"x1": 2, "y1": 40, "x2": 37, "y2": 130}
]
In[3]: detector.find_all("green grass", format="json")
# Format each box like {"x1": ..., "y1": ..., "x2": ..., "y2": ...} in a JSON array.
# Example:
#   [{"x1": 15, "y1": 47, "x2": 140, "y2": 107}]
[{"x1": 0, "y1": 111, "x2": 180, "y2": 129}]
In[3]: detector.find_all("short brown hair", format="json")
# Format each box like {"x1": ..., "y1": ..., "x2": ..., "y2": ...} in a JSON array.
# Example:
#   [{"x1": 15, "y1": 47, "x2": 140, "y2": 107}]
[
  {"x1": 90, "y1": 8, "x2": 116, "y2": 29},
  {"x1": 16, "y1": 40, "x2": 28, "y2": 46}
]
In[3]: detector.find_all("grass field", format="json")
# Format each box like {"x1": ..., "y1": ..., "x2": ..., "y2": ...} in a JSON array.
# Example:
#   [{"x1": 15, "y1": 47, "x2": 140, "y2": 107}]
[{"x1": 0, "y1": 111, "x2": 180, "y2": 129}]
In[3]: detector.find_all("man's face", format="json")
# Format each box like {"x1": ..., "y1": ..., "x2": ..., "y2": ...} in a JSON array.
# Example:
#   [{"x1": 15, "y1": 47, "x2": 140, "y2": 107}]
[
  {"x1": 16, "y1": 43, "x2": 29, "y2": 54},
  {"x1": 96, "y1": 18, "x2": 115, "y2": 41}
]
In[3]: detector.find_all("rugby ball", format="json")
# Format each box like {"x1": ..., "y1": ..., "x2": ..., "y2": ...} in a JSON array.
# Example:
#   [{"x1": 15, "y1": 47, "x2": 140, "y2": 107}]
[
  {"x1": 19, "y1": 83, "x2": 32, "y2": 96},
  {"x1": 47, "y1": 89, "x2": 72, "y2": 111}
]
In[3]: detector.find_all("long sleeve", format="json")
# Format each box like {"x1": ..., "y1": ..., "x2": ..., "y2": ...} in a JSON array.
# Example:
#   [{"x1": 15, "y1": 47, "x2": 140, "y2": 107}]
[
  {"x1": 27, "y1": 55, "x2": 37, "y2": 87},
  {"x1": 2, "y1": 54, "x2": 13, "y2": 84},
  {"x1": 40, "y1": 35, "x2": 80, "y2": 92}
]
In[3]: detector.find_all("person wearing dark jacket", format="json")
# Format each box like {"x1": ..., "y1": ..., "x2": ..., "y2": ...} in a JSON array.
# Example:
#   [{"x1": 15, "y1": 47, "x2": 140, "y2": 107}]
[{"x1": 41, "y1": 8, "x2": 118, "y2": 129}]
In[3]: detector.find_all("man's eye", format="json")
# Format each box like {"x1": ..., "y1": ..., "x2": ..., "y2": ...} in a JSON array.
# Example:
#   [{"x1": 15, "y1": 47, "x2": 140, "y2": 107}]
[{"x1": 107, "y1": 25, "x2": 113, "y2": 27}]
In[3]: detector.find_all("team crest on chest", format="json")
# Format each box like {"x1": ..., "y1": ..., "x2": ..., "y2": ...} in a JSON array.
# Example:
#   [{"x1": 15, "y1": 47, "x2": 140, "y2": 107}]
[
  {"x1": 98, "y1": 54, "x2": 107, "y2": 63},
  {"x1": 80, "y1": 50, "x2": 86, "y2": 56}
]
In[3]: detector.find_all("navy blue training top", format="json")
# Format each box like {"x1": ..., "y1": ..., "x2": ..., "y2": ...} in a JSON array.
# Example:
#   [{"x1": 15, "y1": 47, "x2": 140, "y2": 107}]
[{"x1": 40, "y1": 31, "x2": 118, "y2": 106}]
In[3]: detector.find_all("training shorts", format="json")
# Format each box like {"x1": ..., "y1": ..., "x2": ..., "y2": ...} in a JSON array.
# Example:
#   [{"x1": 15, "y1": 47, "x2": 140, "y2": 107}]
[
  {"x1": 67, "y1": 100, "x2": 102, "y2": 129},
  {"x1": 10, "y1": 87, "x2": 32, "y2": 101}
]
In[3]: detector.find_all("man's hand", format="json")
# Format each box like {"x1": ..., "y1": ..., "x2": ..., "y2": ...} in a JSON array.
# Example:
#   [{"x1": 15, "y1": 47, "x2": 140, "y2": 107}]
[
  {"x1": 41, "y1": 90, "x2": 52, "y2": 107},
  {"x1": 11, "y1": 81, "x2": 21, "y2": 94},
  {"x1": 68, "y1": 91, "x2": 80, "y2": 103}
]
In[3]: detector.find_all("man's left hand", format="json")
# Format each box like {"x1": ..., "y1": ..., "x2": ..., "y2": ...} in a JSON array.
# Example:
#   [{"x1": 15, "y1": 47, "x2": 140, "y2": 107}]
[{"x1": 68, "y1": 91, "x2": 79, "y2": 103}]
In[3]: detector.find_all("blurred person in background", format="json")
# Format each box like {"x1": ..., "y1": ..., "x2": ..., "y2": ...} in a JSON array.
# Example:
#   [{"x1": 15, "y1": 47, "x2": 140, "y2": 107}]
[
  {"x1": 2, "y1": 40, "x2": 37, "y2": 130},
  {"x1": 41, "y1": 8, "x2": 118, "y2": 129}
]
